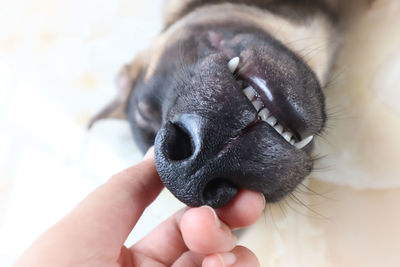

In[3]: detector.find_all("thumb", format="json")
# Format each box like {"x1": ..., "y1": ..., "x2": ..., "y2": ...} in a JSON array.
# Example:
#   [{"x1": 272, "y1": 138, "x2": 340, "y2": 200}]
[
  {"x1": 15, "y1": 147, "x2": 163, "y2": 266},
  {"x1": 65, "y1": 146, "x2": 163, "y2": 247}
]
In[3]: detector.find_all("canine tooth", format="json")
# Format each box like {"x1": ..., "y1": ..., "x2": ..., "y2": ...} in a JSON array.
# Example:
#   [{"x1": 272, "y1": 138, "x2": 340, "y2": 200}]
[
  {"x1": 282, "y1": 132, "x2": 293, "y2": 142},
  {"x1": 228, "y1": 57, "x2": 240, "y2": 73},
  {"x1": 294, "y1": 136, "x2": 314, "y2": 149},
  {"x1": 252, "y1": 100, "x2": 263, "y2": 111},
  {"x1": 259, "y1": 108, "x2": 270, "y2": 120},
  {"x1": 274, "y1": 124, "x2": 283, "y2": 134},
  {"x1": 243, "y1": 86, "x2": 256, "y2": 101},
  {"x1": 266, "y1": 116, "x2": 277, "y2": 126},
  {"x1": 290, "y1": 139, "x2": 295, "y2": 145}
]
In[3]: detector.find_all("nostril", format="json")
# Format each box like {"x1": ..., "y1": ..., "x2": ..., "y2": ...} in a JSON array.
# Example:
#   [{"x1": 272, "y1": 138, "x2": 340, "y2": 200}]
[
  {"x1": 164, "y1": 121, "x2": 194, "y2": 161},
  {"x1": 203, "y1": 178, "x2": 238, "y2": 208}
]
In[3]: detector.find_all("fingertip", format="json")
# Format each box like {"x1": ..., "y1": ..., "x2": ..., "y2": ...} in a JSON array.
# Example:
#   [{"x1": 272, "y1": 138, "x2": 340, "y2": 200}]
[
  {"x1": 204, "y1": 205, "x2": 222, "y2": 228},
  {"x1": 217, "y1": 190, "x2": 265, "y2": 229},
  {"x1": 203, "y1": 246, "x2": 259, "y2": 267},
  {"x1": 231, "y1": 246, "x2": 260, "y2": 267},
  {"x1": 143, "y1": 146, "x2": 155, "y2": 160},
  {"x1": 202, "y1": 252, "x2": 236, "y2": 267},
  {"x1": 260, "y1": 193, "x2": 266, "y2": 209},
  {"x1": 180, "y1": 206, "x2": 236, "y2": 255},
  {"x1": 202, "y1": 254, "x2": 223, "y2": 267},
  {"x1": 180, "y1": 206, "x2": 217, "y2": 232}
]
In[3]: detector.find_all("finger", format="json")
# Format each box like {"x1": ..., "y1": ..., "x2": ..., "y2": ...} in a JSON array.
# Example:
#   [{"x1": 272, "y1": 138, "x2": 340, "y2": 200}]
[
  {"x1": 19, "y1": 147, "x2": 164, "y2": 264},
  {"x1": 180, "y1": 206, "x2": 237, "y2": 255},
  {"x1": 216, "y1": 189, "x2": 265, "y2": 230},
  {"x1": 131, "y1": 206, "x2": 217, "y2": 265},
  {"x1": 63, "y1": 147, "x2": 163, "y2": 248},
  {"x1": 171, "y1": 251, "x2": 204, "y2": 267},
  {"x1": 202, "y1": 246, "x2": 260, "y2": 267},
  {"x1": 130, "y1": 208, "x2": 189, "y2": 265},
  {"x1": 131, "y1": 189, "x2": 264, "y2": 265}
]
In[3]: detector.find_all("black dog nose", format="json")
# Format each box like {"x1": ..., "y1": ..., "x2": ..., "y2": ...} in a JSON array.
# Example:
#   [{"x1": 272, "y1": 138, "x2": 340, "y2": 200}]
[
  {"x1": 155, "y1": 114, "x2": 238, "y2": 208},
  {"x1": 162, "y1": 122, "x2": 194, "y2": 161}
]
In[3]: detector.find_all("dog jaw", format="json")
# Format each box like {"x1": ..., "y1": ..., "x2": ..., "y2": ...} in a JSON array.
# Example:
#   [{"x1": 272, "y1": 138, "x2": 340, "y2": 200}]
[
  {"x1": 125, "y1": 13, "x2": 332, "y2": 207},
  {"x1": 91, "y1": 2, "x2": 340, "y2": 208}
]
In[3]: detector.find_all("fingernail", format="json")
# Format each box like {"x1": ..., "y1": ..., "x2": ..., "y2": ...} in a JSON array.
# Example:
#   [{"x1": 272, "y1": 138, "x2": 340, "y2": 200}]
[
  {"x1": 203, "y1": 205, "x2": 221, "y2": 228},
  {"x1": 143, "y1": 146, "x2": 154, "y2": 160},
  {"x1": 260, "y1": 193, "x2": 266, "y2": 209},
  {"x1": 231, "y1": 232, "x2": 238, "y2": 244},
  {"x1": 218, "y1": 252, "x2": 237, "y2": 266}
]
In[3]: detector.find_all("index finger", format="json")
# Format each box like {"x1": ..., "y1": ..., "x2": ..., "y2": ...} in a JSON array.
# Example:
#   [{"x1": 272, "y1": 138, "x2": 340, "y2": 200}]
[{"x1": 54, "y1": 147, "x2": 163, "y2": 251}]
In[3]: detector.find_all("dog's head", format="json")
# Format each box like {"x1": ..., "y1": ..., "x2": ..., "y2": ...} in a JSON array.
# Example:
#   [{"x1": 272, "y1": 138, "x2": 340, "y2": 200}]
[{"x1": 91, "y1": 4, "x2": 337, "y2": 208}]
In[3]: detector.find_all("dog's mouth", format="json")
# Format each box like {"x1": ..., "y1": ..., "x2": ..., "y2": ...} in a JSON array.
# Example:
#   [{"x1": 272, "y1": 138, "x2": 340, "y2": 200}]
[
  {"x1": 227, "y1": 56, "x2": 314, "y2": 150},
  {"x1": 141, "y1": 24, "x2": 326, "y2": 208}
]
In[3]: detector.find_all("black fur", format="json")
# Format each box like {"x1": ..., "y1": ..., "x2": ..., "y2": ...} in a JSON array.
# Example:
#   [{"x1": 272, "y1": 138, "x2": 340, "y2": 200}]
[{"x1": 127, "y1": 18, "x2": 327, "y2": 208}]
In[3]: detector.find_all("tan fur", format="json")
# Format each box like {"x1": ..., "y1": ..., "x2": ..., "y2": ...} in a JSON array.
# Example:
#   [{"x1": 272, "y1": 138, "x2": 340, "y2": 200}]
[
  {"x1": 90, "y1": 1, "x2": 340, "y2": 125},
  {"x1": 152, "y1": 3, "x2": 338, "y2": 84},
  {"x1": 163, "y1": 0, "x2": 194, "y2": 26}
]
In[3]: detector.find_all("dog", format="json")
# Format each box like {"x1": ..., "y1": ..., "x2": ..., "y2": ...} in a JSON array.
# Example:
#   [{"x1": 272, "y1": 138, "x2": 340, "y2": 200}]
[{"x1": 89, "y1": 0, "x2": 372, "y2": 208}]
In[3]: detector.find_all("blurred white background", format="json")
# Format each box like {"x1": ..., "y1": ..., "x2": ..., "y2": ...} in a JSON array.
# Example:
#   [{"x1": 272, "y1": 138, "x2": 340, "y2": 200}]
[
  {"x1": 1, "y1": 0, "x2": 400, "y2": 266},
  {"x1": 0, "y1": 1, "x2": 186, "y2": 265}
]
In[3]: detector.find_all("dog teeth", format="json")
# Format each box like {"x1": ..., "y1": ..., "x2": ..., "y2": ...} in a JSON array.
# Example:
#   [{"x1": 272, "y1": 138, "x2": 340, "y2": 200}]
[
  {"x1": 257, "y1": 105, "x2": 313, "y2": 149},
  {"x1": 252, "y1": 100, "x2": 263, "y2": 112},
  {"x1": 265, "y1": 116, "x2": 277, "y2": 126},
  {"x1": 243, "y1": 86, "x2": 256, "y2": 101},
  {"x1": 259, "y1": 108, "x2": 270, "y2": 120},
  {"x1": 274, "y1": 123, "x2": 283, "y2": 134},
  {"x1": 294, "y1": 136, "x2": 313, "y2": 149},
  {"x1": 228, "y1": 57, "x2": 240, "y2": 73},
  {"x1": 241, "y1": 82, "x2": 313, "y2": 149},
  {"x1": 282, "y1": 132, "x2": 293, "y2": 142}
]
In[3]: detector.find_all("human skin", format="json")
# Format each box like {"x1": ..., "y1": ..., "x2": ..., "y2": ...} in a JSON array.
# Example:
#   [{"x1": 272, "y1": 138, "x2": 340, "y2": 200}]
[{"x1": 14, "y1": 147, "x2": 265, "y2": 267}]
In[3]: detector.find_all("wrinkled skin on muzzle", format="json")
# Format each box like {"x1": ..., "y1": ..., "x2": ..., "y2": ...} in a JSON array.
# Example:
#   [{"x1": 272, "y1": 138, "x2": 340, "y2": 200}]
[{"x1": 127, "y1": 23, "x2": 325, "y2": 208}]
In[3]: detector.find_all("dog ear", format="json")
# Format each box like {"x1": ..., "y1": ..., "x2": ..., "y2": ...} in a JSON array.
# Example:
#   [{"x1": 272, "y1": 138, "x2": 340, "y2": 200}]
[{"x1": 88, "y1": 51, "x2": 147, "y2": 129}]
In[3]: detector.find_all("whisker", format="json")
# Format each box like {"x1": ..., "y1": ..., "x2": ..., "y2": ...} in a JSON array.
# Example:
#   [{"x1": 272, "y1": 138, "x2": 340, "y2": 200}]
[
  {"x1": 286, "y1": 193, "x2": 330, "y2": 220},
  {"x1": 297, "y1": 182, "x2": 335, "y2": 200},
  {"x1": 278, "y1": 201, "x2": 287, "y2": 218}
]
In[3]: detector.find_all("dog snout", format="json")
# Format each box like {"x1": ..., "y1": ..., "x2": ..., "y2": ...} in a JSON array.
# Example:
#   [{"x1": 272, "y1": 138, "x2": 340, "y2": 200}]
[{"x1": 155, "y1": 114, "x2": 239, "y2": 208}]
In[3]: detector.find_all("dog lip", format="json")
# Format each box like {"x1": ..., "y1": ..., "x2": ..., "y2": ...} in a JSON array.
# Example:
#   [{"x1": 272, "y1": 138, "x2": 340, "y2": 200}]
[{"x1": 235, "y1": 56, "x2": 308, "y2": 141}]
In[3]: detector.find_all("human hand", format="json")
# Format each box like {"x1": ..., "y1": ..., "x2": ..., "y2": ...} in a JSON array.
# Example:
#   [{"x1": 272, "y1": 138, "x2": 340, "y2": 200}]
[{"x1": 14, "y1": 147, "x2": 265, "y2": 267}]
